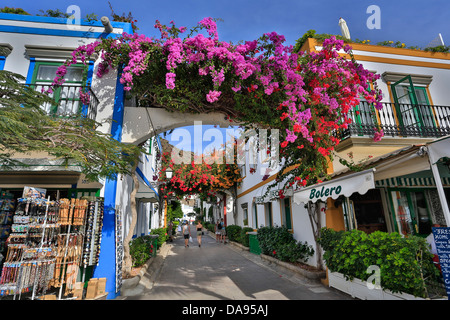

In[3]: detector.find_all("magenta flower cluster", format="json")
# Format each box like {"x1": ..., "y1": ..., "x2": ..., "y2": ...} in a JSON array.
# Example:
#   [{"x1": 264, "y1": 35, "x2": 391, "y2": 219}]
[
  {"x1": 79, "y1": 89, "x2": 90, "y2": 105},
  {"x1": 49, "y1": 17, "x2": 384, "y2": 146}
]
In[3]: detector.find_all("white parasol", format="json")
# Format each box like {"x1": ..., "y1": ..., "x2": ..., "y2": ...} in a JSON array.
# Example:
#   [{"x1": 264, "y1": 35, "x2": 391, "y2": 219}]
[{"x1": 339, "y1": 17, "x2": 351, "y2": 40}]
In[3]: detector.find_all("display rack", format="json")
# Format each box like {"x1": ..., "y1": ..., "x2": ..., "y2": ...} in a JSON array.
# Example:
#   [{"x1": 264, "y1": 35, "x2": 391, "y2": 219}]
[
  {"x1": 82, "y1": 198, "x2": 104, "y2": 267},
  {"x1": 0, "y1": 188, "x2": 105, "y2": 300},
  {"x1": 115, "y1": 205, "x2": 123, "y2": 294},
  {"x1": 0, "y1": 196, "x2": 58, "y2": 298},
  {"x1": 54, "y1": 198, "x2": 88, "y2": 300},
  {"x1": 0, "y1": 192, "x2": 15, "y2": 256}
]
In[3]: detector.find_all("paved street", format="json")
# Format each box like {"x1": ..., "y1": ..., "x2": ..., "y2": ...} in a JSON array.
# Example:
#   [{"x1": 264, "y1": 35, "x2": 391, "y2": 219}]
[{"x1": 123, "y1": 225, "x2": 352, "y2": 300}]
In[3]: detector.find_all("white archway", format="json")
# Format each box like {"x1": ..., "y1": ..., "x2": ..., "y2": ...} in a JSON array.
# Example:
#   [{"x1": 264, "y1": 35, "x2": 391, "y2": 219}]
[{"x1": 122, "y1": 107, "x2": 240, "y2": 145}]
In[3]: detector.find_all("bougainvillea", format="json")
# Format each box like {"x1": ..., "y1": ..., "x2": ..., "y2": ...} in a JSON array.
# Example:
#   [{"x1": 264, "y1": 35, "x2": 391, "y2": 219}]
[
  {"x1": 159, "y1": 146, "x2": 243, "y2": 199},
  {"x1": 50, "y1": 17, "x2": 384, "y2": 197}
]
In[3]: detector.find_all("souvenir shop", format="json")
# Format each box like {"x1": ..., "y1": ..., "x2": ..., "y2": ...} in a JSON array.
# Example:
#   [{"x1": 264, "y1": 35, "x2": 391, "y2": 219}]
[
  {"x1": 294, "y1": 139, "x2": 450, "y2": 237},
  {"x1": 0, "y1": 186, "x2": 104, "y2": 300}
]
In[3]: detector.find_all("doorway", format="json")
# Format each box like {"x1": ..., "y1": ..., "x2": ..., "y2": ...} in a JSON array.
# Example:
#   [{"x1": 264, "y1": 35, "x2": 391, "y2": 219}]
[{"x1": 350, "y1": 189, "x2": 387, "y2": 234}]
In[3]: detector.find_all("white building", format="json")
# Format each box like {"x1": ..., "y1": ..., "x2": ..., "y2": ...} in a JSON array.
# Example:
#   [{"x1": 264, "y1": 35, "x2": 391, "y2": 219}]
[
  {"x1": 0, "y1": 13, "x2": 163, "y2": 299},
  {"x1": 227, "y1": 37, "x2": 450, "y2": 270}
]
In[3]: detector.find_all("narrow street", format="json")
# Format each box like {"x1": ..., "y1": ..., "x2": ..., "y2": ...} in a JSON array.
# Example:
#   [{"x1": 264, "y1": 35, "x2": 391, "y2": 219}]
[{"x1": 123, "y1": 224, "x2": 353, "y2": 300}]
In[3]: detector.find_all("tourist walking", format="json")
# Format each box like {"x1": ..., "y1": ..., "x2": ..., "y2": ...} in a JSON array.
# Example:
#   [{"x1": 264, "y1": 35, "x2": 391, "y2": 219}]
[
  {"x1": 215, "y1": 220, "x2": 221, "y2": 242},
  {"x1": 196, "y1": 220, "x2": 203, "y2": 247},
  {"x1": 167, "y1": 221, "x2": 173, "y2": 242},
  {"x1": 182, "y1": 222, "x2": 191, "y2": 248},
  {"x1": 218, "y1": 218, "x2": 226, "y2": 243}
]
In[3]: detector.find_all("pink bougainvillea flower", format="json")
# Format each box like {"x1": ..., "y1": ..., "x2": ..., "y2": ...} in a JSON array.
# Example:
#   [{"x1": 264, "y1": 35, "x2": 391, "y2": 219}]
[
  {"x1": 231, "y1": 84, "x2": 241, "y2": 92},
  {"x1": 165, "y1": 72, "x2": 176, "y2": 89},
  {"x1": 47, "y1": 17, "x2": 385, "y2": 194},
  {"x1": 285, "y1": 129, "x2": 297, "y2": 143},
  {"x1": 206, "y1": 90, "x2": 221, "y2": 103},
  {"x1": 373, "y1": 130, "x2": 384, "y2": 142}
]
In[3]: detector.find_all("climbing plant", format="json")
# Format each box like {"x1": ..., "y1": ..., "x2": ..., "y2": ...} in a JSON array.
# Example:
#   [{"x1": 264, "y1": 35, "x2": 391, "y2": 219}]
[
  {"x1": 50, "y1": 17, "x2": 384, "y2": 196},
  {"x1": 159, "y1": 144, "x2": 243, "y2": 199}
]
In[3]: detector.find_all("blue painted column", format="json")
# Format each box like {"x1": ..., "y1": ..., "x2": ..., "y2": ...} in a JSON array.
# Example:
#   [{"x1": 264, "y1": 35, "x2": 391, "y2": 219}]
[
  {"x1": 25, "y1": 57, "x2": 35, "y2": 83},
  {"x1": 91, "y1": 21, "x2": 134, "y2": 299},
  {"x1": 92, "y1": 67, "x2": 125, "y2": 299},
  {"x1": 0, "y1": 56, "x2": 6, "y2": 70}
]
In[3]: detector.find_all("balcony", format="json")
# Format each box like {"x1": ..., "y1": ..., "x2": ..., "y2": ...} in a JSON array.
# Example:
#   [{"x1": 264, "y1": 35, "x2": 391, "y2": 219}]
[
  {"x1": 334, "y1": 101, "x2": 450, "y2": 141},
  {"x1": 29, "y1": 83, "x2": 99, "y2": 121}
]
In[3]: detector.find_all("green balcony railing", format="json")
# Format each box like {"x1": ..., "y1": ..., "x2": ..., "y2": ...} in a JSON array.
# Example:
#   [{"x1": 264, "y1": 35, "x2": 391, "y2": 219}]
[
  {"x1": 334, "y1": 101, "x2": 450, "y2": 140},
  {"x1": 28, "y1": 83, "x2": 99, "y2": 121}
]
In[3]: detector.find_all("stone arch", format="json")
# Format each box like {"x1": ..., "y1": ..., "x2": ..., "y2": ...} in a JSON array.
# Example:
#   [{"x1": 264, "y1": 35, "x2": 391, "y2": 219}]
[{"x1": 122, "y1": 106, "x2": 240, "y2": 145}]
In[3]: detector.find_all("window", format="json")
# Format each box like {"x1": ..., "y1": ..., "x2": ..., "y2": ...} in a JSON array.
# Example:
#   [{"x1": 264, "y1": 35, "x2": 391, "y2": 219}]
[
  {"x1": 35, "y1": 64, "x2": 84, "y2": 82},
  {"x1": 240, "y1": 164, "x2": 246, "y2": 178},
  {"x1": 31, "y1": 61, "x2": 86, "y2": 116},
  {"x1": 282, "y1": 197, "x2": 292, "y2": 230},
  {"x1": 342, "y1": 198, "x2": 357, "y2": 231},
  {"x1": 391, "y1": 190, "x2": 414, "y2": 236},
  {"x1": 241, "y1": 203, "x2": 248, "y2": 226},
  {"x1": 391, "y1": 75, "x2": 436, "y2": 133},
  {"x1": 350, "y1": 189, "x2": 387, "y2": 234},
  {"x1": 252, "y1": 202, "x2": 258, "y2": 228},
  {"x1": 390, "y1": 189, "x2": 432, "y2": 236},
  {"x1": 265, "y1": 202, "x2": 273, "y2": 226}
]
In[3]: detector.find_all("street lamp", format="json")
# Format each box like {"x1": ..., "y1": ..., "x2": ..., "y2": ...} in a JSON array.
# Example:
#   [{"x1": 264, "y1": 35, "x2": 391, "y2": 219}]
[
  {"x1": 166, "y1": 168, "x2": 173, "y2": 180},
  {"x1": 164, "y1": 167, "x2": 173, "y2": 229}
]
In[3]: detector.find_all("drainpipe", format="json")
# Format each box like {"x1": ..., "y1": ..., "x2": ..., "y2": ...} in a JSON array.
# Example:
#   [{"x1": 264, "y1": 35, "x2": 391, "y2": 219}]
[{"x1": 101, "y1": 16, "x2": 114, "y2": 33}]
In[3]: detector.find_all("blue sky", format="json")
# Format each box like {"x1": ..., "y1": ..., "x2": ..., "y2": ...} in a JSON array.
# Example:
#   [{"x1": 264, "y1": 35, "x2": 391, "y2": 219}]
[
  {"x1": 4, "y1": 0, "x2": 449, "y2": 48},
  {"x1": 4, "y1": 0, "x2": 449, "y2": 152}
]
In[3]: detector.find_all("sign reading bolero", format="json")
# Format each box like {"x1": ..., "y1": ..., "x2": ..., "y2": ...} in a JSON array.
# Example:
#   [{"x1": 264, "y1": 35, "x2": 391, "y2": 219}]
[
  {"x1": 309, "y1": 185, "x2": 342, "y2": 200},
  {"x1": 293, "y1": 168, "x2": 376, "y2": 205}
]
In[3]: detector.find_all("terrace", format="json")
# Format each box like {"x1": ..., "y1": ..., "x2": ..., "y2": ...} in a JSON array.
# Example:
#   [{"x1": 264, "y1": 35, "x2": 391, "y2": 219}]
[
  {"x1": 335, "y1": 101, "x2": 450, "y2": 141},
  {"x1": 30, "y1": 83, "x2": 99, "y2": 121}
]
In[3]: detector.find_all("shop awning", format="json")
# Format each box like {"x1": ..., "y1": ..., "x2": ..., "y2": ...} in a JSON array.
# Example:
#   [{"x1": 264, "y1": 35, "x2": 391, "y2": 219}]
[
  {"x1": 135, "y1": 172, "x2": 159, "y2": 203},
  {"x1": 427, "y1": 135, "x2": 450, "y2": 165},
  {"x1": 0, "y1": 158, "x2": 83, "y2": 186},
  {"x1": 293, "y1": 168, "x2": 376, "y2": 204},
  {"x1": 136, "y1": 181, "x2": 158, "y2": 203},
  {"x1": 326, "y1": 145, "x2": 429, "y2": 182},
  {"x1": 254, "y1": 188, "x2": 293, "y2": 204}
]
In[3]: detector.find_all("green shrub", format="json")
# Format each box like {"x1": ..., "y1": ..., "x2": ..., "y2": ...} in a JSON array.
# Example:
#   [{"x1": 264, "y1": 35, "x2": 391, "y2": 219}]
[
  {"x1": 150, "y1": 227, "x2": 168, "y2": 248},
  {"x1": 204, "y1": 222, "x2": 215, "y2": 233},
  {"x1": 129, "y1": 236, "x2": 152, "y2": 267},
  {"x1": 225, "y1": 225, "x2": 242, "y2": 242},
  {"x1": 257, "y1": 225, "x2": 293, "y2": 255},
  {"x1": 239, "y1": 227, "x2": 254, "y2": 247},
  {"x1": 257, "y1": 226, "x2": 314, "y2": 263},
  {"x1": 318, "y1": 228, "x2": 442, "y2": 298},
  {"x1": 171, "y1": 221, "x2": 179, "y2": 235},
  {"x1": 275, "y1": 241, "x2": 315, "y2": 263}
]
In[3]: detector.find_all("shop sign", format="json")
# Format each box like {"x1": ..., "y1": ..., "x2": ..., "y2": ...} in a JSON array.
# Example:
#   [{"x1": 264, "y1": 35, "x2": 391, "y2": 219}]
[
  {"x1": 432, "y1": 227, "x2": 450, "y2": 299},
  {"x1": 22, "y1": 186, "x2": 46, "y2": 199},
  {"x1": 255, "y1": 188, "x2": 294, "y2": 204},
  {"x1": 293, "y1": 168, "x2": 376, "y2": 205},
  {"x1": 269, "y1": 190, "x2": 279, "y2": 200},
  {"x1": 255, "y1": 196, "x2": 265, "y2": 204},
  {"x1": 309, "y1": 185, "x2": 342, "y2": 200}
]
